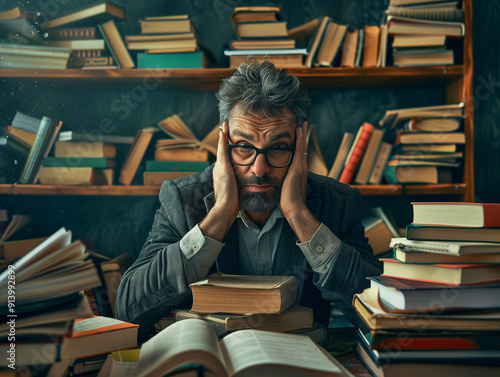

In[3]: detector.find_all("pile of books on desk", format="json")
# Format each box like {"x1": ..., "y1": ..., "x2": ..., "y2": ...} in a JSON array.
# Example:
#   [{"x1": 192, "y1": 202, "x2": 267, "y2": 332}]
[
  {"x1": 224, "y1": 5, "x2": 307, "y2": 68},
  {"x1": 175, "y1": 273, "x2": 317, "y2": 339},
  {"x1": 127, "y1": 14, "x2": 206, "y2": 68},
  {"x1": 385, "y1": 0, "x2": 465, "y2": 66},
  {"x1": 353, "y1": 201, "x2": 500, "y2": 377}
]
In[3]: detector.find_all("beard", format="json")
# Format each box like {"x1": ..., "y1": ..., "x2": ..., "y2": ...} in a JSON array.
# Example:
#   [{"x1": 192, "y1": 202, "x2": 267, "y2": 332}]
[{"x1": 238, "y1": 175, "x2": 280, "y2": 213}]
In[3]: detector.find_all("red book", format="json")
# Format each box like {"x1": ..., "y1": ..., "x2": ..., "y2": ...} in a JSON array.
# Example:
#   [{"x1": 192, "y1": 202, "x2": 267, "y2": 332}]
[
  {"x1": 412, "y1": 202, "x2": 500, "y2": 228},
  {"x1": 339, "y1": 122, "x2": 375, "y2": 184}
]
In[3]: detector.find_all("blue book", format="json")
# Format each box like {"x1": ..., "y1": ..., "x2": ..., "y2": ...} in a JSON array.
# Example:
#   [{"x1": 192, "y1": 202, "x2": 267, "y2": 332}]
[{"x1": 137, "y1": 51, "x2": 207, "y2": 69}]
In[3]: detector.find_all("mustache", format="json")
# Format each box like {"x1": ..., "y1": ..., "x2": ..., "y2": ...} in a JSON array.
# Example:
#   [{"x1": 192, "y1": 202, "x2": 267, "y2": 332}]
[{"x1": 238, "y1": 175, "x2": 280, "y2": 187}]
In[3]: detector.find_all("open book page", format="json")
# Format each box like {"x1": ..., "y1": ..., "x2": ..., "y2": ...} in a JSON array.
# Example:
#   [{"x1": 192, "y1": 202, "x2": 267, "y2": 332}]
[
  {"x1": 220, "y1": 329, "x2": 343, "y2": 376},
  {"x1": 156, "y1": 115, "x2": 219, "y2": 156},
  {"x1": 136, "y1": 319, "x2": 227, "y2": 377},
  {"x1": 157, "y1": 114, "x2": 198, "y2": 140},
  {"x1": 0, "y1": 227, "x2": 71, "y2": 287},
  {"x1": 12, "y1": 240, "x2": 86, "y2": 284},
  {"x1": 0, "y1": 214, "x2": 32, "y2": 246}
]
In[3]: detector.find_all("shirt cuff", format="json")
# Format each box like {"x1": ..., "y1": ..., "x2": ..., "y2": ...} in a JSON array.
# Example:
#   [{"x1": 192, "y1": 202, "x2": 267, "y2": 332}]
[
  {"x1": 180, "y1": 224, "x2": 224, "y2": 260},
  {"x1": 297, "y1": 223, "x2": 341, "y2": 272}
]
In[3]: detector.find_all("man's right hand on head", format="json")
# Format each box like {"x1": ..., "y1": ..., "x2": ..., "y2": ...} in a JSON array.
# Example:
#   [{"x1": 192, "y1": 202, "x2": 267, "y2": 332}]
[{"x1": 199, "y1": 122, "x2": 240, "y2": 241}]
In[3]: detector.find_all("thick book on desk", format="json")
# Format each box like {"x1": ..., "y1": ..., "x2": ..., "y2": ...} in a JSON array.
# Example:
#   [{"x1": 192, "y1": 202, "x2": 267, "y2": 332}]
[
  {"x1": 174, "y1": 304, "x2": 313, "y2": 336},
  {"x1": 355, "y1": 330, "x2": 500, "y2": 377},
  {"x1": 411, "y1": 202, "x2": 500, "y2": 228},
  {"x1": 406, "y1": 224, "x2": 500, "y2": 243},
  {"x1": 190, "y1": 273, "x2": 297, "y2": 314},
  {"x1": 135, "y1": 318, "x2": 354, "y2": 377},
  {"x1": 368, "y1": 275, "x2": 500, "y2": 312},
  {"x1": 381, "y1": 258, "x2": 500, "y2": 285}
]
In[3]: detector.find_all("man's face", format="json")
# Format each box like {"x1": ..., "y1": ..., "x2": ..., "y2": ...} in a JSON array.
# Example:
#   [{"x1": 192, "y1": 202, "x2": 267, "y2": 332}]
[{"x1": 228, "y1": 105, "x2": 297, "y2": 213}]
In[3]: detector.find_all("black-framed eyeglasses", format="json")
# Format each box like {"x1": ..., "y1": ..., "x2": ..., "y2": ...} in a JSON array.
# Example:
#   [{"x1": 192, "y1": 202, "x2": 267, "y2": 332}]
[{"x1": 227, "y1": 143, "x2": 295, "y2": 168}]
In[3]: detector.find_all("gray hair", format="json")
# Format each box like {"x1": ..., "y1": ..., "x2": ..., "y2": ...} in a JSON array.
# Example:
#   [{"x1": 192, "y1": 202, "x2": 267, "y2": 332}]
[{"x1": 216, "y1": 60, "x2": 311, "y2": 128}]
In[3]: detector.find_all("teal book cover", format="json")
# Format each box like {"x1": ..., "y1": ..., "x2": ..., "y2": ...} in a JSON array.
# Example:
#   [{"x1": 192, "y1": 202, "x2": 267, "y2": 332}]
[{"x1": 137, "y1": 51, "x2": 206, "y2": 69}]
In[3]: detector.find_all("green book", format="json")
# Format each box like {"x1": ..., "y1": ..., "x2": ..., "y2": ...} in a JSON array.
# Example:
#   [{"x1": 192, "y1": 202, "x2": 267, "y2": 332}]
[
  {"x1": 145, "y1": 160, "x2": 210, "y2": 172},
  {"x1": 19, "y1": 117, "x2": 53, "y2": 184},
  {"x1": 43, "y1": 157, "x2": 115, "y2": 169},
  {"x1": 137, "y1": 51, "x2": 206, "y2": 69}
]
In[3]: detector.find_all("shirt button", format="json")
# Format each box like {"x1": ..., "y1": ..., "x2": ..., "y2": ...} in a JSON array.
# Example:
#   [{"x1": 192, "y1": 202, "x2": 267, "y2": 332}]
[
  {"x1": 316, "y1": 245, "x2": 323, "y2": 253},
  {"x1": 193, "y1": 244, "x2": 199, "y2": 251}
]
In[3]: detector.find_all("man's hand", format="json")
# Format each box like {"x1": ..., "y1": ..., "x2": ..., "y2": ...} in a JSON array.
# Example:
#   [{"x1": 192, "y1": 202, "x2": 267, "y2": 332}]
[
  {"x1": 199, "y1": 122, "x2": 240, "y2": 241},
  {"x1": 280, "y1": 122, "x2": 320, "y2": 243}
]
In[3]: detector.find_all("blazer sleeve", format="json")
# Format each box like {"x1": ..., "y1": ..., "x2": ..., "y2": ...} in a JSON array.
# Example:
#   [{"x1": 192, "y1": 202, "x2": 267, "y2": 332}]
[
  {"x1": 115, "y1": 180, "x2": 202, "y2": 340},
  {"x1": 313, "y1": 187, "x2": 383, "y2": 329}
]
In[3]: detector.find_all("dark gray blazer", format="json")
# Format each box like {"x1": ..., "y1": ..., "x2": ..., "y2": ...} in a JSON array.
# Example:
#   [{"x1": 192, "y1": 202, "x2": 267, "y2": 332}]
[{"x1": 116, "y1": 164, "x2": 382, "y2": 340}]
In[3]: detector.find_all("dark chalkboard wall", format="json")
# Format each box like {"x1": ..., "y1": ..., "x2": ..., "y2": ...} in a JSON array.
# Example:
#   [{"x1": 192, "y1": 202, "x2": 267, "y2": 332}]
[{"x1": 0, "y1": 0, "x2": 498, "y2": 259}]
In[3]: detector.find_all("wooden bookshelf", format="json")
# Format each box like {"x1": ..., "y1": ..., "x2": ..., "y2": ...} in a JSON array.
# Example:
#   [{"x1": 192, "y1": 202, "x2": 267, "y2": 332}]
[
  {"x1": 0, "y1": 183, "x2": 466, "y2": 197},
  {"x1": 0, "y1": 65, "x2": 464, "y2": 91},
  {"x1": 0, "y1": 0, "x2": 473, "y2": 201}
]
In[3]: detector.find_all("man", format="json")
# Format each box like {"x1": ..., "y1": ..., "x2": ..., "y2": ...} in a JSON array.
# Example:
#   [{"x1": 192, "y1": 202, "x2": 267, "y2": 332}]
[{"x1": 116, "y1": 61, "x2": 382, "y2": 340}]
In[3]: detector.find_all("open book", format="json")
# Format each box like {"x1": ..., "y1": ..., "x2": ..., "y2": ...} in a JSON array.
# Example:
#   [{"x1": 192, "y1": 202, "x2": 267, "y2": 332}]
[
  {"x1": 156, "y1": 114, "x2": 219, "y2": 158},
  {"x1": 136, "y1": 318, "x2": 353, "y2": 377}
]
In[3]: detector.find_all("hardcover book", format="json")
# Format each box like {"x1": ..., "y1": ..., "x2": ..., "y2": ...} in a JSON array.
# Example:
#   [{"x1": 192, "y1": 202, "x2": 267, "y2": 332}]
[
  {"x1": 411, "y1": 202, "x2": 500, "y2": 228},
  {"x1": 339, "y1": 122, "x2": 375, "y2": 184},
  {"x1": 189, "y1": 273, "x2": 297, "y2": 314},
  {"x1": 40, "y1": 2, "x2": 125, "y2": 31},
  {"x1": 381, "y1": 258, "x2": 500, "y2": 285},
  {"x1": 174, "y1": 304, "x2": 313, "y2": 337},
  {"x1": 406, "y1": 224, "x2": 500, "y2": 243}
]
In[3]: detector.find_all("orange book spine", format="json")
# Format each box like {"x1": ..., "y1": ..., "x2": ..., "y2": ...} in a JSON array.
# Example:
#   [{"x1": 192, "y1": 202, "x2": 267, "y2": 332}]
[{"x1": 339, "y1": 122, "x2": 375, "y2": 184}]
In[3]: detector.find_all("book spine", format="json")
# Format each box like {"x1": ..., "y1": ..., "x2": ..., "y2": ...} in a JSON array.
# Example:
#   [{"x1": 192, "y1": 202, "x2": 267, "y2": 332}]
[
  {"x1": 49, "y1": 27, "x2": 97, "y2": 40},
  {"x1": 32, "y1": 121, "x2": 62, "y2": 184},
  {"x1": 19, "y1": 117, "x2": 52, "y2": 184},
  {"x1": 482, "y1": 204, "x2": 500, "y2": 227},
  {"x1": 339, "y1": 122, "x2": 375, "y2": 184},
  {"x1": 368, "y1": 142, "x2": 392, "y2": 185}
]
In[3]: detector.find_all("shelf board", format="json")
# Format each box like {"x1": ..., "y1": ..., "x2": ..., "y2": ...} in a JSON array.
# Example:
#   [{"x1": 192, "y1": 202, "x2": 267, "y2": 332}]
[
  {"x1": 0, "y1": 183, "x2": 466, "y2": 197},
  {"x1": 0, "y1": 65, "x2": 464, "y2": 90}
]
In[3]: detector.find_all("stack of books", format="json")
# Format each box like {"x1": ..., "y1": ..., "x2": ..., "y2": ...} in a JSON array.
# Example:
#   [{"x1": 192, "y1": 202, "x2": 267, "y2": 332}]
[
  {"x1": 379, "y1": 102, "x2": 465, "y2": 184},
  {"x1": 39, "y1": 1, "x2": 133, "y2": 69},
  {"x1": 177, "y1": 273, "x2": 317, "y2": 340},
  {"x1": 0, "y1": 226, "x2": 138, "y2": 373},
  {"x1": 385, "y1": 0, "x2": 465, "y2": 66},
  {"x1": 353, "y1": 201, "x2": 500, "y2": 376},
  {"x1": 143, "y1": 114, "x2": 218, "y2": 186},
  {"x1": 39, "y1": 138, "x2": 117, "y2": 185},
  {"x1": 128, "y1": 14, "x2": 206, "y2": 69},
  {"x1": 0, "y1": 6, "x2": 75, "y2": 69},
  {"x1": 224, "y1": 6, "x2": 307, "y2": 68}
]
